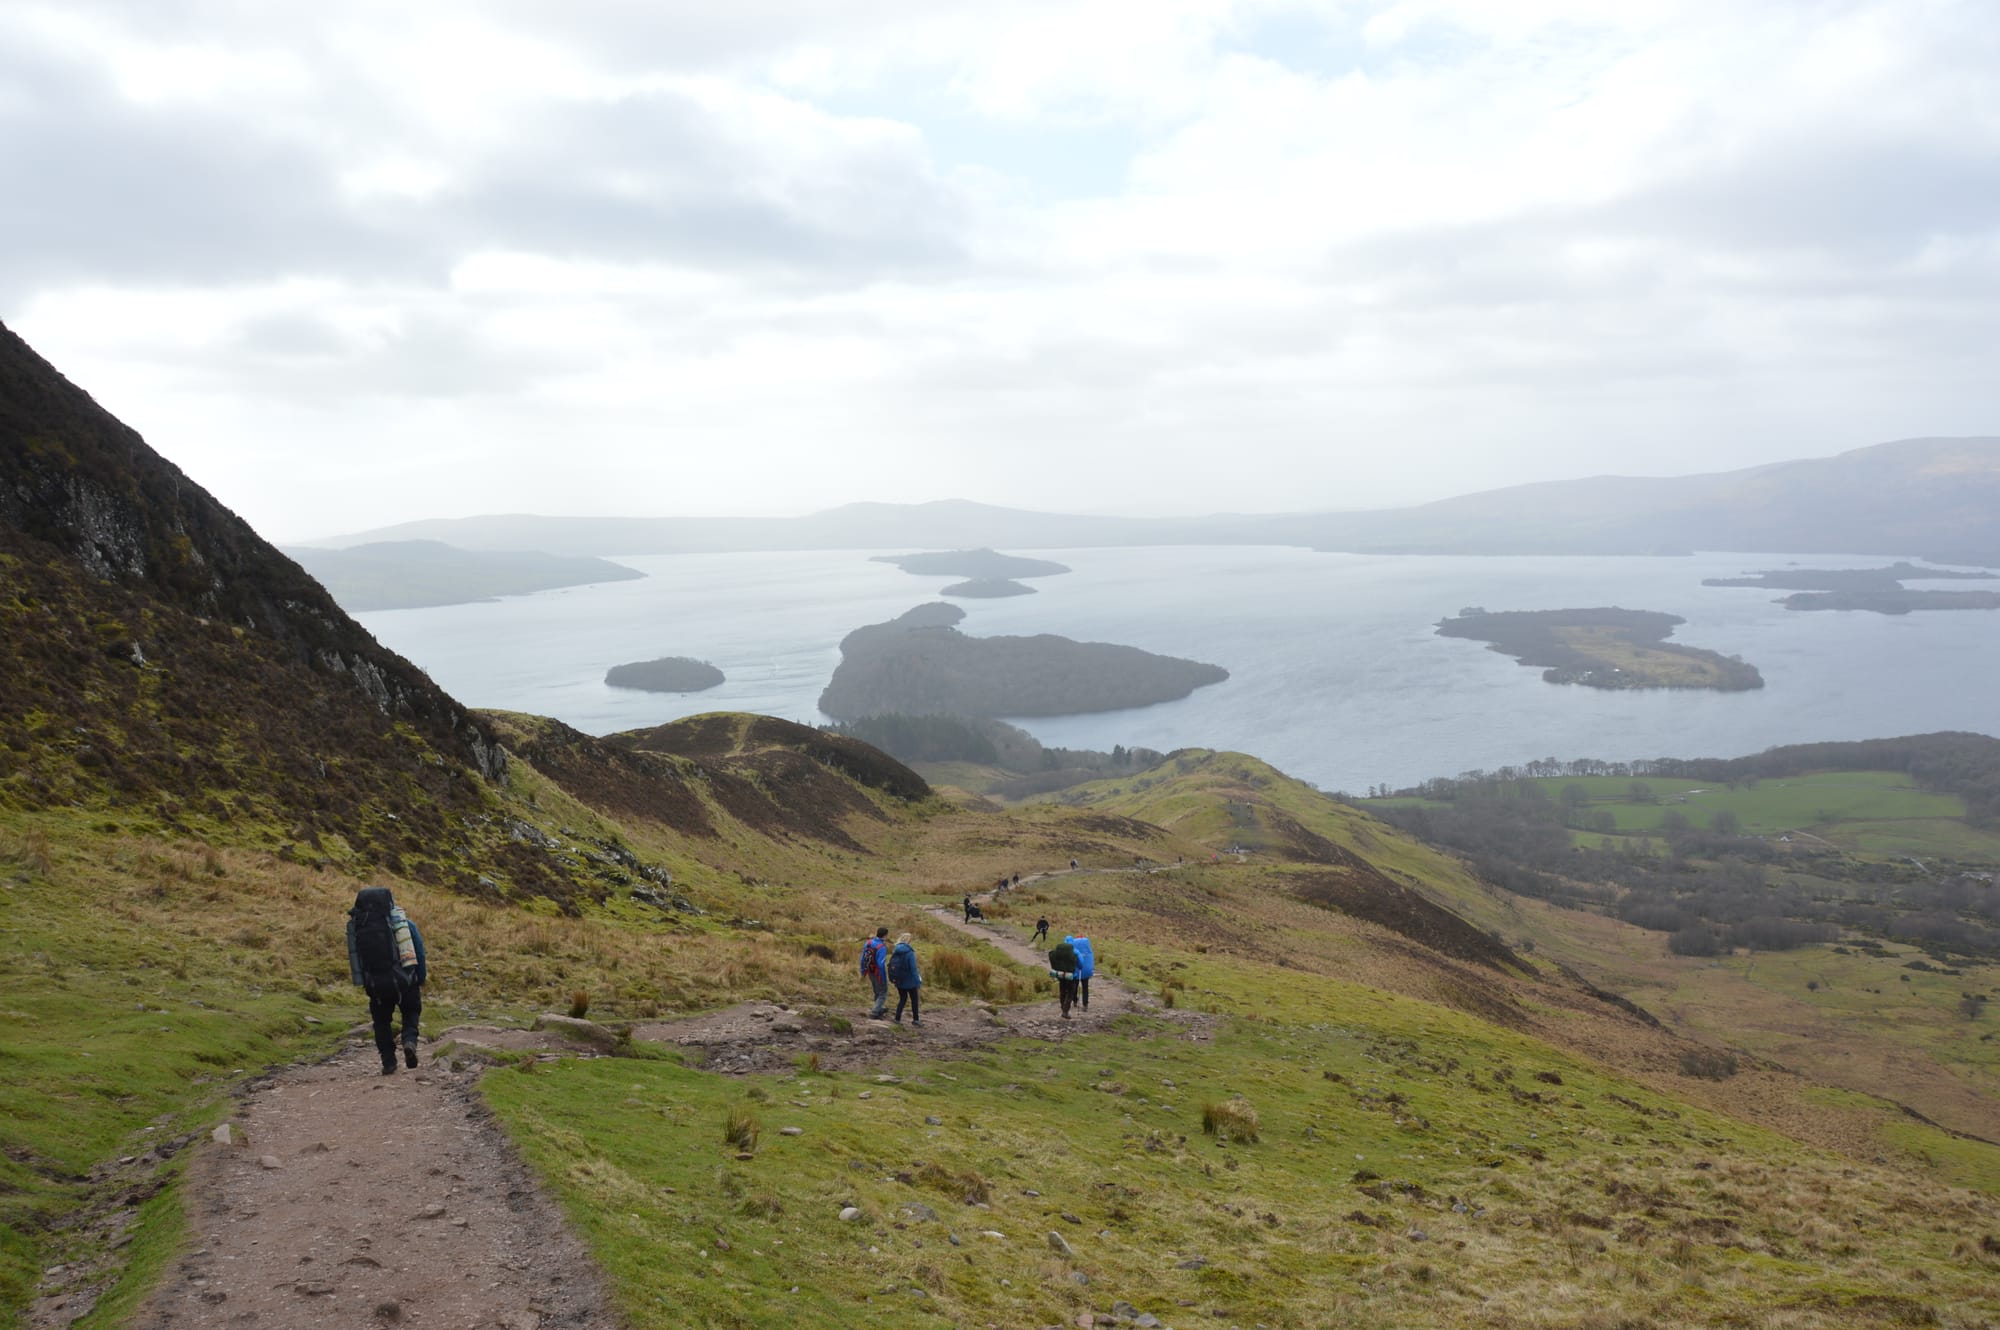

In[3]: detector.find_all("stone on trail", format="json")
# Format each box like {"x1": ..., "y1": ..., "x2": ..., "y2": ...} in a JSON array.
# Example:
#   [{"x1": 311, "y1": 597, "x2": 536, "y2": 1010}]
[
  {"x1": 416, "y1": 1202, "x2": 447, "y2": 1220},
  {"x1": 1047, "y1": 1230, "x2": 1075, "y2": 1257},
  {"x1": 840, "y1": 1206, "x2": 863, "y2": 1222},
  {"x1": 210, "y1": 1123, "x2": 234, "y2": 1146},
  {"x1": 257, "y1": 1155, "x2": 281, "y2": 1170}
]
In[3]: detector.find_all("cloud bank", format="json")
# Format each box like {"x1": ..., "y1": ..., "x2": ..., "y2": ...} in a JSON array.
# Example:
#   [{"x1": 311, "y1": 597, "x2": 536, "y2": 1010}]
[{"x1": 3, "y1": 0, "x2": 1995, "y2": 538}]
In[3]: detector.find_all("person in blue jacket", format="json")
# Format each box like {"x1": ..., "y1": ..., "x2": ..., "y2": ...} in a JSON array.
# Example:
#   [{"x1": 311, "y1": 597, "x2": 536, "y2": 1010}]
[
  {"x1": 1071, "y1": 933, "x2": 1096, "y2": 1012},
  {"x1": 346, "y1": 886, "x2": 428, "y2": 1074},
  {"x1": 886, "y1": 932, "x2": 923, "y2": 1026}
]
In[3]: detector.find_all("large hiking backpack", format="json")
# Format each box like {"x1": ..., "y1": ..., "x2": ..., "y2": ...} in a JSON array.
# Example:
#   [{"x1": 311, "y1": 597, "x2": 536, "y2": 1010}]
[
  {"x1": 354, "y1": 906, "x2": 398, "y2": 976},
  {"x1": 860, "y1": 939, "x2": 882, "y2": 978}
]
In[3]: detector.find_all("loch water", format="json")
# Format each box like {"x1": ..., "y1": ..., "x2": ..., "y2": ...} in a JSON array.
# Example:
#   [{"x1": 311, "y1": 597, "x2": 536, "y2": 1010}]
[{"x1": 355, "y1": 546, "x2": 2000, "y2": 794}]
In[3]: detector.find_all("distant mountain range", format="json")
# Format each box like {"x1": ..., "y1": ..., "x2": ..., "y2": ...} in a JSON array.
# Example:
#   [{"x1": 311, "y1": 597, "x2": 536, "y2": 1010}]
[{"x1": 321, "y1": 437, "x2": 2000, "y2": 567}]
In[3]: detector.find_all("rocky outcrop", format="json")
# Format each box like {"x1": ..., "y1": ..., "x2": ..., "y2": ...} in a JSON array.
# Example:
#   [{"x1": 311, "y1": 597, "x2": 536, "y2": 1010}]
[{"x1": 0, "y1": 319, "x2": 503, "y2": 780}]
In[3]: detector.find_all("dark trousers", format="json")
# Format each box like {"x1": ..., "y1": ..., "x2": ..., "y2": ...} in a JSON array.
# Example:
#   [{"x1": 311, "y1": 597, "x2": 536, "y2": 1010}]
[
  {"x1": 894, "y1": 986, "x2": 921, "y2": 1023},
  {"x1": 1078, "y1": 975, "x2": 1091, "y2": 1009},
  {"x1": 1057, "y1": 977, "x2": 1079, "y2": 1016},
  {"x1": 366, "y1": 976, "x2": 421, "y2": 1065}
]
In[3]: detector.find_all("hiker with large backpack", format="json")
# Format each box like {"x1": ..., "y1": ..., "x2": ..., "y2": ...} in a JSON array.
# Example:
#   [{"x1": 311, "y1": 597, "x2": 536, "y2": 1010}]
[
  {"x1": 347, "y1": 886, "x2": 427, "y2": 1075},
  {"x1": 1072, "y1": 933, "x2": 1096, "y2": 1012},
  {"x1": 1048, "y1": 935, "x2": 1081, "y2": 1019},
  {"x1": 859, "y1": 926, "x2": 890, "y2": 1019}
]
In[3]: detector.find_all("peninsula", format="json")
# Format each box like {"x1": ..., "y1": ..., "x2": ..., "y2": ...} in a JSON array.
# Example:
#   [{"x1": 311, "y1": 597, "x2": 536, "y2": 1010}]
[
  {"x1": 1704, "y1": 561, "x2": 1999, "y2": 614},
  {"x1": 288, "y1": 539, "x2": 643, "y2": 610},
  {"x1": 604, "y1": 656, "x2": 725, "y2": 693},
  {"x1": 1436, "y1": 607, "x2": 1763, "y2": 691},
  {"x1": 818, "y1": 602, "x2": 1228, "y2": 718}
]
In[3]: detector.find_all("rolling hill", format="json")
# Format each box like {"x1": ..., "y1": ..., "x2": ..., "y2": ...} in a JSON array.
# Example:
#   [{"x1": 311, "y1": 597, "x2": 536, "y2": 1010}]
[
  {"x1": 325, "y1": 437, "x2": 2000, "y2": 566},
  {"x1": 3, "y1": 319, "x2": 1998, "y2": 1329}
]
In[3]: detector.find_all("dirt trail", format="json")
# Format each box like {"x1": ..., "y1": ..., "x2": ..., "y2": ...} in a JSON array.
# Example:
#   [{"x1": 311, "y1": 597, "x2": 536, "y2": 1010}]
[
  {"x1": 126, "y1": 870, "x2": 1204, "y2": 1330},
  {"x1": 133, "y1": 1046, "x2": 609, "y2": 1330}
]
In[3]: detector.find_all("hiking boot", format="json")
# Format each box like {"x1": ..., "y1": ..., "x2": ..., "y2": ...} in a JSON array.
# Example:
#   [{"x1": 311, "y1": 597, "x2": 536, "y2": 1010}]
[
  {"x1": 403, "y1": 1043, "x2": 419, "y2": 1069},
  {"x1": 381, "y1": 1061, "x2": 397, "y2": 1076}
]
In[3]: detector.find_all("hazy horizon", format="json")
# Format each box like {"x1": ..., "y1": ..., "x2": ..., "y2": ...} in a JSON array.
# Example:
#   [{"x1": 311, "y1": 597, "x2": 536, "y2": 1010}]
[{"x1": 5, "y1": 2, "x2": 1997, "y2": 541}]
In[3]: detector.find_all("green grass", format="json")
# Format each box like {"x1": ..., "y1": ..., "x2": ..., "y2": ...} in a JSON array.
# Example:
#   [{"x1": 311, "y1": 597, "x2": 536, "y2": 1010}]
[
  {"x1": 0, "y1": 821, "x2": 350, "y2": 1320},
  {"x1": 484, "y1": 955, "x2": 2000, "y2": 1329}
]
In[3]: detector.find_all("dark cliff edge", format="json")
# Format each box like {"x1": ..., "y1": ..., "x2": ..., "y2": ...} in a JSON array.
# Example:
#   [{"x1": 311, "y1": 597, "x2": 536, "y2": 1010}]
[{"x1": 0, "y1": 319, "x2": 504, "y2": 781}]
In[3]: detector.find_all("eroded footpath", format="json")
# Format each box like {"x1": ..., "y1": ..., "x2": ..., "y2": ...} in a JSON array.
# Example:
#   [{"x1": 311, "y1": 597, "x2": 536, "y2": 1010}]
[{"x1": 133, "y1": 1047, "x2": 609, "y2": 1330}]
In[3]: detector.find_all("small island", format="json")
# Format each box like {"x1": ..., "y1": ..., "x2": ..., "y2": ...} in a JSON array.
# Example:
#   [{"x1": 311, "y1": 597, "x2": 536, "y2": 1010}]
[
  {"x1": 942, "y1": 578, "x2": 1034, "y2": 598},
  {"x1": 819, "y1": 603, "x2": 1228, "y2": 719},
  {"x1": 1704, "y1": 561, "x2": 1998, "y2": 614},
  {"x1": 1436, "y1": 607, "x2": 1763, "y2": 691},
  {"x1": 872, "y1": 548, "x2": 1071, "y2": 579},
  {"x1": 605, "y1": 656, "x2": 725, "y2": 694}
]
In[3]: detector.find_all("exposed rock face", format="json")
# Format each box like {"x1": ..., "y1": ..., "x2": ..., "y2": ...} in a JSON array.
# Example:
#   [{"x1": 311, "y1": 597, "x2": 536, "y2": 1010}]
[{"x1": 0, "y1": 319, "x2": 503, "y2": 781}]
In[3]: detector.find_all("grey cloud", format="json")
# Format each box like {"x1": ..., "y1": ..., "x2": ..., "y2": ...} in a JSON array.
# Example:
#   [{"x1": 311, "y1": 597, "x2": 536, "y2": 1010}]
[
  {"x1": 0, "y1": 32, "x2": 970, "y2": 311},
  {"x1": 204, "y1": 308, "x2": 584, "y2": 401},
  {"x1": 0, "y1": 41, "x2": 446, "y2": 303},
  {"x1": 1614, "y1": 136, "x2": 2000, "y2": 261},
  {"x1": 439, "y1": 90, "x2": 969, "y2": 279}
]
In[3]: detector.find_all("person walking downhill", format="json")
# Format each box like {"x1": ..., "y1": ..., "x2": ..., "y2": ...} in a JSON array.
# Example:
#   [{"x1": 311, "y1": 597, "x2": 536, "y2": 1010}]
[
  {"x1": 1030, "y1": 915, "x2": 1050, "y2": 945},
  {"x1": 346, "y1": 886, "x2": 426, "y2": 1075},
  {"x1": 1072, "y1": 932, "x2": 1096, "y2": 1012},
  {"x1": 1048, "y1": 934, "x2": 1081, "y2": 1019},
  {"x1": 887, "y1": 932, "x2": 923, "y2": 1026},
  {"x1": 859, "y1": 926, "x2": 890, "y2": 1019}
]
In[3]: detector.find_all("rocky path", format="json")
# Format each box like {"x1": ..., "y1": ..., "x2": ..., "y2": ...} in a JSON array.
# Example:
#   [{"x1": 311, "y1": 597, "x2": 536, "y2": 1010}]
[
  {"x1": 133, "y1": 1046, "x2": 609, "y2": 1330},
  {"x1": 123, "y1": 871, "x2": 1204, "y2": 1330}
]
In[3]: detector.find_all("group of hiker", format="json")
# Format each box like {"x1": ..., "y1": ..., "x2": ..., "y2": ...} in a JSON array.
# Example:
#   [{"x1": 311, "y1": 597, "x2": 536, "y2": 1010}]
[
  {"x1": 857, "y1": 926, "x2": 925, "y2": 1024},
  {"x1": 343, "y1": 870, "x2": 1094, "y2": 1075},
  {"x1": 860, "y1": 884, "x2": 1099, "y2": 1028}
]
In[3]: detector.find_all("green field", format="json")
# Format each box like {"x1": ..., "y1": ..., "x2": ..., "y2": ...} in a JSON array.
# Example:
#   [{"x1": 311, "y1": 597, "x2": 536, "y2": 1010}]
[{"x1": 1379, "y1": 770, "x2": 1997, "y2": 857}]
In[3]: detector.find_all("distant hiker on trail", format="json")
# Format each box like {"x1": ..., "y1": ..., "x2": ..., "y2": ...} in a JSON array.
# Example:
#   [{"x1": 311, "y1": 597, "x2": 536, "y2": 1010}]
[
  {"x1": 1048, "y1": 935, "x2": 1081, "y2": 1019},
  {"x1": 860, "y1": 927, "x2": 890, "y2": 1019},
  {"x1": 1072, "y1": 933, "x2": 1096, "y2": 1012},
  {"x1": 963, "y1": 894, "x2": 984, "y2": 922},
  {"x1": 346, "y1": 886, "x2": 426, "y2": 1075},
  {"x1": 1069, "y1": 858, "x2": 1078, "y2": 871},
  {"x1": 1031, "y1": 915, "x2": 1050, "y2": 944},
  {"x1": 1011, "y1": 873, "x2": 1020, "y2": 889},
  {"x1": 887, "y1": 933, "x2": 923, "y2": 1025}
]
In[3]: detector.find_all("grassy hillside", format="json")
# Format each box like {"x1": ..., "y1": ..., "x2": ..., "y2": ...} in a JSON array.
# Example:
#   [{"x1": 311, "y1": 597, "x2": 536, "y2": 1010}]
[{"x1": 6, "y1": 321, "x2": 1999, "y2": 1328}]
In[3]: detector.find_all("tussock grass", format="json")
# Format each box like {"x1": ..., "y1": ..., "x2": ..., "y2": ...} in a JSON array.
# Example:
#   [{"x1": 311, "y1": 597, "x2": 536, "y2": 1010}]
[
  {"x1": 723, "y1": 1105, "x2": 760, "y2": 1155},
  {"x1": 1201, "y1": 1096, "x2": 1261, "y2": 1143}
]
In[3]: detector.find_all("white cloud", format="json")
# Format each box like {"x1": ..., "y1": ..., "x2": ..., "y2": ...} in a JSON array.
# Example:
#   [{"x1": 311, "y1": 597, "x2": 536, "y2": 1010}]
[{"x1": 1, "y1": 0, "x2": 1995, "y2": 538}]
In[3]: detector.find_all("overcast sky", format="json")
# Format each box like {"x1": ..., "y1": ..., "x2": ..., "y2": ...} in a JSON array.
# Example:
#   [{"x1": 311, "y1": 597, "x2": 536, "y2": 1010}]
[{"x1": 3, "y1": 0, "x2": 1995, "y2": 541}]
